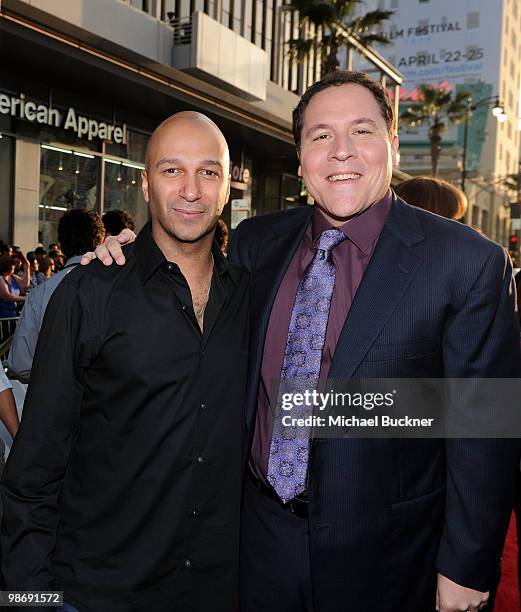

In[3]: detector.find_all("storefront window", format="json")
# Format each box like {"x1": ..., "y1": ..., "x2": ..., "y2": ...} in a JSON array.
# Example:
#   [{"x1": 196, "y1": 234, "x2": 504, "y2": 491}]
[
  {"x1": 39, "y1": 145, "x2": 99, "y2": 246},
  {"x1": 105, "y1": 129, "x2": 147, "y2": 164},
  {"x1": 103, "y1": 159, "x2": 148, "y2": 231}
]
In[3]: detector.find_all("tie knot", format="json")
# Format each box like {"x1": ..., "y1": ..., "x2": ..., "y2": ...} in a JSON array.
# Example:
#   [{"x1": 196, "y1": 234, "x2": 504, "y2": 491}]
[{"x1": 316, "y1": 228, "x2": 346, "y2": 253}]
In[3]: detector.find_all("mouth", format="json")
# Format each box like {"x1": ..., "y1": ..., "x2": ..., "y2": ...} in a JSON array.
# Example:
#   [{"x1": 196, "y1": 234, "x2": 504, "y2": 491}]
[
  {"x1": 173, "y1": 208, "x2": 205, "y2": 218},
  {"x1": 327, "y1": 173, "x2": 362, "y2": 183}
]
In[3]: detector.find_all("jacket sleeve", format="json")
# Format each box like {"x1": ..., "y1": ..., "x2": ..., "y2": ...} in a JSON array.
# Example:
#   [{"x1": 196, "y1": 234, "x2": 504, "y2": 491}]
[
  {"x1": 7, "y1": 288, "x2": 42, "y2": 383},
  {"x1": 1, "y1": 274, "x2": 94, "y2": 590},
  {"x1": 228, "y1": 218, "x2": 254, "y2": 271},
  {"x1": 436, "y1": 245, "x2": 521, "y2": 591}
]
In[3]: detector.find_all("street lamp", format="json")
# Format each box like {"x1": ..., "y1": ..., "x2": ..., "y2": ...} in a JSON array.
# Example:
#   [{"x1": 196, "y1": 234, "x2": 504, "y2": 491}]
[{"x1": 461, "y1": 96, "x2": 506, "y2": 194}]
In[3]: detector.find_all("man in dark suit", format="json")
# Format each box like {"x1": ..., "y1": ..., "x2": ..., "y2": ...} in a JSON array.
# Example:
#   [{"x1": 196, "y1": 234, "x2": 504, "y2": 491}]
[
  {"x1": 229, "y1": 71, "x2": 521, "y2": 612},
  {"x1": 83, "y1": 71, "x2": 520, "y2": 612}
]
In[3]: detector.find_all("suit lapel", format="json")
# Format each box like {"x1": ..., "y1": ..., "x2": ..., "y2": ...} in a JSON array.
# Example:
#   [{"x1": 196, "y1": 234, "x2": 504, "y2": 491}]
[
  {"x1": 329, "y1": 198, "x2": 425, "y2": 379},
  {"x1": 246, "y1": 207, "x2": 313, "y2": 430}
]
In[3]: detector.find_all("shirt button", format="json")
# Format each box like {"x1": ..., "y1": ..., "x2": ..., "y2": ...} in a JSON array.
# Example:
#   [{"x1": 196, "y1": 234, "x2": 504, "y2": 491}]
[
  {"x1": 192, "y1": 505, "x2": 199, "y2": 516},
  {"x1": 200, "y1": 403, "x2": 206, "y2": 410},
  {"x1": 181, "y1": 305, "x2": 187, "y2": 311},
  {"x1": 184, "y1": 559, "x2": 191, "y2": 568},
  {"x1": 197, "y1": 456, "x2": 204, "y2": 464},
  {"x1": 166, "y1": 263, "x2": 174, "y2": 271}
]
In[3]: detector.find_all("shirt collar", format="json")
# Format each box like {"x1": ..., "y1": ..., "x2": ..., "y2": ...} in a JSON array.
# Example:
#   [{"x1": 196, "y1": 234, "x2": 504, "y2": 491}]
[
  {"x1": 135, "y1": 222, "x2": 234, "y2": 285},
  {"x1": 311, "y1": 188, "x2": 392, "y2": 254},
  {"x1": 63, "y1": 255, "x2": 83, "y2": 269}
]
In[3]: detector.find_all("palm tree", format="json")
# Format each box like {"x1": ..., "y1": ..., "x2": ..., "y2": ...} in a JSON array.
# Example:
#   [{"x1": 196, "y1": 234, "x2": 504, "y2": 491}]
[
  {"x1": 400, "y1": 84, "x2": 469, "y2": 177},
  {"x1": 502, "y1": 172, "x2": 521, "y2": 193},
  {"x1": 287, "y1": 0, "x2": 394, "y2": 76}
]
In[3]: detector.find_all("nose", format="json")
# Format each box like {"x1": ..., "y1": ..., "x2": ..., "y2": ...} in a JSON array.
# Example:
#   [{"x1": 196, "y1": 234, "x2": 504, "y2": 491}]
[
  {"x1": 178, "y1": 173, "x2": 201, "y2": 202},
  {"x1": 328, "y1": 134, "x2": 356, "y2": 162}
]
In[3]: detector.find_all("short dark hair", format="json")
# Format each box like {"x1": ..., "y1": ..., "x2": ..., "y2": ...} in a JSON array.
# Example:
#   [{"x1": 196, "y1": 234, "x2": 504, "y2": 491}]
[
  {"x1": 214, "y1": 218, "x2": 229, "y2": 251},
  {"x1": 0, "y1": 255, "x2": 14, "y2": 275},
  {"x1": 58, "y1": 209, "x2": 105, "y2": 259},
  {"x1": 34, "y1": 247, "x2": 47, "y2": 256},
  {"x1": 292, "y1": 70, "x2": 396, "y2": 151},
  {"x1": 39, "y1": 256, "x2": 54, "y2": 276},
  {"x1": 102, "y1": 209, "x2": 135, "y2": 236}
]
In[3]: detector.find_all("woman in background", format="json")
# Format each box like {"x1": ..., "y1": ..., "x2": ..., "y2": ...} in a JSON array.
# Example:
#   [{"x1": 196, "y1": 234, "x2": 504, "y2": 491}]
[
  {"x1": 0, "y1": 255, "x2": 29, "y2": 319},
  {"x1": 394, "y1": 176, "x2": 468, "y2": 221}
]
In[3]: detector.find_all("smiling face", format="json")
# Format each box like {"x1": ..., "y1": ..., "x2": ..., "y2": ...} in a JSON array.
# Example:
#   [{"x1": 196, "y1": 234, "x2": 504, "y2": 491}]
[
  {"x1": 298, "y1": 83, "x2": 399, "y2": 225},
  {"x1": 142, "y1": 112, "x2": 231, "y2": 245}
]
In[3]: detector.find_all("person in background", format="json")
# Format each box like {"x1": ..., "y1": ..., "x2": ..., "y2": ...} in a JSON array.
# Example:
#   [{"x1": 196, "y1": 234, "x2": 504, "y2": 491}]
[
  {"x1": 34, "y1": 246, "x2": 47, "y2": 263},
  {"x1": 0, "y1": 367, "x2": 20, "y2": 522},
  {"x1": 49, "y1": 242, "x2": 61, "y2": 253},
  {"x1": 8, "y1": 209, "x2": 105, "y2": 383},
  {"x1": 26, "y1": 252, "x2": 42, "y2": 290},
  {"x1": 394, "y1": 176, "x2": 468, "y2": 221},
  {"x1": 0, "y1": 369, "x2": 20, "y2": 466},
  {"x1": 102, "y1": 209, "x2": 134, "y2": 238},
  {"x1": 10, "y1": 254, "x2": 23, "y2": 276},
  {"x1": 49, "y1": 249, "x2": 66, "y2": 272},
  {"x1": 0, "y1": 254, "x2": 29, "y2": 319},
  {"x1": 37, "y1": 255, "x2": 54, "y2": 281},
  {"x1": 0, "y1": 244, "x2": 13, "y2": 257},
  {"x1": 214, "y1": 218, "x2": 229, "y2": 254}
]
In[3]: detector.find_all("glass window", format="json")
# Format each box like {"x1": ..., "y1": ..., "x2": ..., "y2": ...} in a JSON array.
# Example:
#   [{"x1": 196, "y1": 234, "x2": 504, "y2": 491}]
[
  {"x1": 243, "y1": 0, "x2": 252, "y2": 39},
  {"x1": 105, "y1": 129, "x2": 147, "y2": 163},
  {"x1": 467, "y1": 12, "x2": 479, "y2": 29},
  {"x1": 232, "y1": 0, "x2": 242, "y2": 32},
  {"x1": 103, "y1": 159, "x2": 148, "y2": 231},
  {"x1": 222, "y1": 0, "x2": 231, "y2": 26},
  {"x1": 471, "y1": 206, "x2": 480, "y2": 226},
  {"x1": 39, "y1": 145, "x2": 100, "y2": 246},
  {"x1": 254, "y1": 0, "x2": 263, "y2": 46}
]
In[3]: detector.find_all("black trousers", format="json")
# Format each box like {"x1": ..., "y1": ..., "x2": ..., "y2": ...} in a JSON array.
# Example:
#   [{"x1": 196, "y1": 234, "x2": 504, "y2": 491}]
[{"x1": 239, "y1": 476, "x2": 315, "y2": 612}]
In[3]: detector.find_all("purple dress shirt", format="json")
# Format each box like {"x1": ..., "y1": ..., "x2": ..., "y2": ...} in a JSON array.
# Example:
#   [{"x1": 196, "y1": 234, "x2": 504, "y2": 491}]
[{"x1": 251, "y1": 190, "x2": 393, "y2": 483}]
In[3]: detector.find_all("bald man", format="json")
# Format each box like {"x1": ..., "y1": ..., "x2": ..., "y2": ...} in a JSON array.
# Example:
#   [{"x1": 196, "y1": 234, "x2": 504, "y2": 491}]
[{"x1": 1, "y1": 113, "x2": 250, "y2": 612}]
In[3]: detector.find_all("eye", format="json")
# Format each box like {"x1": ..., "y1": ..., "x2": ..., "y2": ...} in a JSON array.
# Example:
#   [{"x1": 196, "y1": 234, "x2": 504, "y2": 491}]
[
  {"x1": 354, "y1": 128, "x2": 371, "y2": 135},
  {"x1": 200, "y1": 169, "x2": 219, "y2": 177},
  {"x1": 164, "y1": 168, "x2": 181, "y2": 175},
  {"x1": 312, "y1": 134, "x2": 330, "y2": 141}
]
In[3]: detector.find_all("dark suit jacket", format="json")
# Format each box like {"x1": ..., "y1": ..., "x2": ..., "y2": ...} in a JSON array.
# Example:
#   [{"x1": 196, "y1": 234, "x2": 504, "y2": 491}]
[{"x1": 229, "y1": 195, "x2": 521, "y2": 611}]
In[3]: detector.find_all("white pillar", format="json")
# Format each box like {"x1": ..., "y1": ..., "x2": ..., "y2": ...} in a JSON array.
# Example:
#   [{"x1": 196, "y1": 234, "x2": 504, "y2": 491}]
[{"x1": 13, "y1": 139, "x2": 40, "y2": 253}]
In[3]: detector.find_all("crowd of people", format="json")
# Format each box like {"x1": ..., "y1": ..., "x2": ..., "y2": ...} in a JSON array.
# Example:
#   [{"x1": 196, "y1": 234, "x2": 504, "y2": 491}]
[
  {"x1": 0, "y1": 70, "x2": 520, "y2": 612},
  {"x1": 0, "y1": 209, "x2": 135, "y2": 322}
]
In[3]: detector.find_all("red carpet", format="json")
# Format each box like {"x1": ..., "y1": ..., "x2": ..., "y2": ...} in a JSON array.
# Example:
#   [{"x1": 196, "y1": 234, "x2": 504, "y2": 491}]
[{"x1": 495, "y1": 513, "x2": 521, "y2": 611}]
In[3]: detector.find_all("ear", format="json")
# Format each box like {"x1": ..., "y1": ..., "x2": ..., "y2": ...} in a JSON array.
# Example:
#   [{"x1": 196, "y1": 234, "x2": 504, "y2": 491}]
[
  {"x1": 390, "y1": 135, "x2": 399, "y2": 168},
  {"x1": 141, "y1": 170, "x2": 150, "y2": 203},
  {"x1": 220, "y1": 174, "x2": 231, "y2": 214},
  {"x1": 298, "y1": 164, "x2": 302, "y2": 178}
]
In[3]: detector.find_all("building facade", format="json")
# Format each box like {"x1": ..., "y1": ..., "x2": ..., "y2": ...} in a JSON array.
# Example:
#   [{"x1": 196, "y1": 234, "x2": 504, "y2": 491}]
[
  {"x1": 1, "y1": 0, "x2": 405, "y2": 252},
  {"x1": 0, "y1": 0, "x2": 306, "y2": 251},
  {"x1": 358, "y1": 0, "x2": 521, "y2": 246}
]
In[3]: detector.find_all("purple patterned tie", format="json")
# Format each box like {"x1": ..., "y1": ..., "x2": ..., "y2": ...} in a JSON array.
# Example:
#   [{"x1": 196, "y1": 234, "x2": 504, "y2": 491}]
[{"x1": 267, "y1": 228, "x2": 346, "y2": 503}]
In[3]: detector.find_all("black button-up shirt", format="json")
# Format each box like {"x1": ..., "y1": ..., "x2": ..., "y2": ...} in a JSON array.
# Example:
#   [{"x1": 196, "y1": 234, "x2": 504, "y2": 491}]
[{"x1": 1, "y1": 224, "x2": 250, "y2": 612}]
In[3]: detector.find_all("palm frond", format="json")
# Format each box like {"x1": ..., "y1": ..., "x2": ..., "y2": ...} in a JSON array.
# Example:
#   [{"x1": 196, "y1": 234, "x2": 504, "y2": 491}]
[
  {"x1": 346, "y1": 9, "x2": 395, "y2": 29},
  {"x1": 358, "y1": 32, "x2": 392, "y2": 46},
  {"x1": 286, "y1": 37, "x2": 318, "y2": 61}
]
